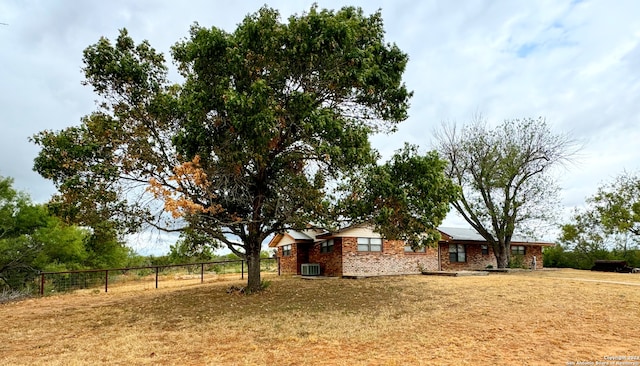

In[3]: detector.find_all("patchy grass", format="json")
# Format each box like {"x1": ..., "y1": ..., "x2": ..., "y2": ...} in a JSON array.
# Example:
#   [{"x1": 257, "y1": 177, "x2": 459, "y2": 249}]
[
  {"x1": 1, "y1": 269, "x2": 639, "y2": 365},
  {"x1": 0, "y1": 287, "x2": 33, "y2": 304}
]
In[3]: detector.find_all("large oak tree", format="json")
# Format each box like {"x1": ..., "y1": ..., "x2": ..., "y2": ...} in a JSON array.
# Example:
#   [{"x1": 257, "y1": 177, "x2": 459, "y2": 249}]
[{"x1": 32, "y1": 6, "x2": 412, "y2": 291}]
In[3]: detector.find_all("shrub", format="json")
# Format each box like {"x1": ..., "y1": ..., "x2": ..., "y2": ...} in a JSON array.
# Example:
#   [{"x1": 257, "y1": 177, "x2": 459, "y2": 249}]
[{"x1": 509, "y1": 255, "x2": 527, "y2": 269}]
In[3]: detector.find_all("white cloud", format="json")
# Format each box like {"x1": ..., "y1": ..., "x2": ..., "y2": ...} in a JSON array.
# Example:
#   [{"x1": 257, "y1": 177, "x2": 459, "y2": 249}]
[{"x1": 1, "y1": 0, "x2": 639, "y2": 252}]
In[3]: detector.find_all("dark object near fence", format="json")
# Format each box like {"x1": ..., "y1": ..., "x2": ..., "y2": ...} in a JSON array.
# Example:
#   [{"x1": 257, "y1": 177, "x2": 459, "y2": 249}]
[{"x1": 591, "y1": 260, "x2": 633, "y2": 273}]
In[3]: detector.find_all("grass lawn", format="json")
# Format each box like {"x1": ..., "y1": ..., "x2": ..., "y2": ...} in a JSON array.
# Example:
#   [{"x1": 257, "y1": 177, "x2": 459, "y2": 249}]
[{"x1": 1, "y1": 269, "x2": 639, "y2": 365}]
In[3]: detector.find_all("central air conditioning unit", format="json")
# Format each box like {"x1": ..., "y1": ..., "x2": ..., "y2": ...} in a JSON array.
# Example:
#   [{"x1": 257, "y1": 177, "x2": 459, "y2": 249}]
[{"x1": 301, "y1": 263, "x2": 321, "y2": 276}]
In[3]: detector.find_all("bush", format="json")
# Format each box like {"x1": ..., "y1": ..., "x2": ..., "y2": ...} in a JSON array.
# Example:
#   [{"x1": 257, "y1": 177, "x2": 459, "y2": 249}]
[
  {"x1": 509, "y1": 255, "x2": 527, "y2": 269},
  {"x1": 543, "y1": 245, "x2": 576, "y2": 268},
  {"x1": 614, "y1": 249, "x2": 640, "y2": 268}
]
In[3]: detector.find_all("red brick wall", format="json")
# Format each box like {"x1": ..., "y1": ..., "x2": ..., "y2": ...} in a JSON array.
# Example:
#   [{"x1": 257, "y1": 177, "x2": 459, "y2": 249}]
[
  {"x1": 277, "y1": 238, "x2": 546, "y2": 275},
  {"x1": 519, "y1": 245, "x2": 544, "y2": 269},
  {"x1": 277, "y1": 242, "x2": 311, "y2": 275},
  {"x1": 277, "y1": 245, "x2": 297, "y2": 275},
  {"x1": 439, "y1": 242, "x2": 545, "y2": 270},
  {"x1": 440, "y1": 242, "x2": 496, "y2": 271},
  {"x1": 308, "y1": 238, "x2": 343, "y2": 276},
  {"x1": 341, "y1": 237, "x2": 439, "y2": 277}
]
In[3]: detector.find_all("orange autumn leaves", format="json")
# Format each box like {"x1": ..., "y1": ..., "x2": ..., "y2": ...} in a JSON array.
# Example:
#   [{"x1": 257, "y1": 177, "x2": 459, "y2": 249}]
[{"x1": 148, "y1": 155, "x2": 222, "y2": 218}]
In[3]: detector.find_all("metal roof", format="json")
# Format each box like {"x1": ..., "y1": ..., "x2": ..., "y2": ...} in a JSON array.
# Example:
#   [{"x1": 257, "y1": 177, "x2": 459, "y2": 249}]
[
  {"x1": 272, "y1": 226, "x2": 553, "y2": 246},
  {"x1": 437, "y1": 226, "x2": 550, "y2": 244},
  {"x1": 438, "y1": 227, "x2": 486, "y2": 241}
]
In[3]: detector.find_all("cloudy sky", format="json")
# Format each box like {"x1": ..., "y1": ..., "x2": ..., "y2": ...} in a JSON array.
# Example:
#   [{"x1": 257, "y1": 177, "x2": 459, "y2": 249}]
[{"x1": 1, "y1": 0, "x2": 639, "y2": 254}]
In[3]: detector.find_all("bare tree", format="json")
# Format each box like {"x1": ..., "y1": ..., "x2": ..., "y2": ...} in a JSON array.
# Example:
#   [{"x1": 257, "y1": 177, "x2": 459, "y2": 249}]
[{"x1": 435, "y1": 116, "x2": 577, "y2": 268}]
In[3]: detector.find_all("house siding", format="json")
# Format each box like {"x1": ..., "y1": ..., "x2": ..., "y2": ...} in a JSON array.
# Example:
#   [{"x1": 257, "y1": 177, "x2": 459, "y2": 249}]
[
  {"x1": 439, "y1": 242, "x2": 496, "y2": 271},
  {"x1": 439, "y1": 243, "x2": 545, "y2": 270},
  {"x1": 278, "y1": 242, "x2": 311, "y2": 275},
  {"x1": 308, "y1": 238, "x2": 343, "y2": 276},
  {"x1": 518, "y1": 245, "x2": 544, "y2": 269},
  {"x1": 341, "y1": 237, "x2": 438, "y2": 277},
  {"x1": 274, "y1": 227, "x2": 548, "y2": 276},
  {"x1": 277, "y1": 245, "x2": 296, "y2": 275}
]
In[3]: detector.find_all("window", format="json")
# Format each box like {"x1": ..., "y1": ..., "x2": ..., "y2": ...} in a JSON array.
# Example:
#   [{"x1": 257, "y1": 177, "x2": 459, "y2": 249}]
[
  {"x1": 481, "y1": 244, "x2": 489, "y2": 255},
  {"x1": 357, "y1": 237, "x2": 382, "y2": 252},
  {"x1": 449, "y1": 244, "x2": 466, "y2": 262},
  {"x1": 511, "y1": 245, "x2": 526, "y2": 256},
  {"x1": 404, "y1": 245, "x2": 426, "y2": 253},
  {"x1": 282, "y1": 244, "x2": 292, "y2": 257},
  {"x1": 320, "y1": 239, "x2": 334, "y2": 253}
]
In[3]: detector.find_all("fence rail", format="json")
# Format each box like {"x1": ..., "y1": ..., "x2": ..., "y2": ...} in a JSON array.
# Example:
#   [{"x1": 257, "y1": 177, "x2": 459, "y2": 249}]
[{"x1": 38, "y1": 257, "x2": 279, "y2": 296}]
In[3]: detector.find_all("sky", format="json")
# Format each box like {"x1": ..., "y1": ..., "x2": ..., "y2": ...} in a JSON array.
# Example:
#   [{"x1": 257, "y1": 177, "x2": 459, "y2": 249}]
[{"x1": 1, "y1": 0, "x2": 639, "y2": 255}]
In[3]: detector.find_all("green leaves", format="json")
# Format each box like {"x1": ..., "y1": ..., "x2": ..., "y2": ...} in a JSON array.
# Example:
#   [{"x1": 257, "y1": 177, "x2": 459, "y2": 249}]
[
  {"x1": 0, "y1": 176, "x2": 45, "y2": 240},
  {"x1": 592, "y1": 173, "x2": 640, "y2": 237},
  {"x1": 342, "y1": 144, "x2": 458, "y2": 248},
  {"x1": 436, "y1": 117, "x2": 576, "y2": 267},
  {"x1": 83, "y1": 29, "x2": 167, "y2": 104},
  {"x1": 32, "y1": 5, "x2": 412, "y2": 291},
  {"x1": 0, "y1": 176, "x2": 96, "y2": 290},
  {"x1": 169, "y1": 5, "x2": 411, "y2": 237},
  {"x1": 563, "y1": 172, "x2": 640, "y2": 254}
]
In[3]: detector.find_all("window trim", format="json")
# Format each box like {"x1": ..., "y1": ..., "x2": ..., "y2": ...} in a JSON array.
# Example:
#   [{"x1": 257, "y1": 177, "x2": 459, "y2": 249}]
[
  {"x1": 448, "y1": 244, "x2": 466, "y2": 263},
  {"x1": 282, "y1": 244, "x2": 292, "y2": 257},
  {"x1": 320, "y1": 239, "x2": 334, "y2": 253},
  {"x1": 357, "y1": 237, "x2": 382, "y2": 252},
  {"x1": 511, "y1": 245, "x2": 526, "y2": 256}
]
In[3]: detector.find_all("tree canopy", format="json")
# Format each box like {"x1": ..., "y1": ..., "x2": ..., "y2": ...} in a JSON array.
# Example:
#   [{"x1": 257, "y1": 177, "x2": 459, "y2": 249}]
[
  {"x1": 342, "y1": 144, "x2": 458, "y2": 248},
  {"x1": 561, "y1": 172, "x2": 640, "y2": 256},
  {"x1": 435, "y1": 117, "x2": 576, "y2": 268},
  {"x1": 588, "y1": 172, "x2": 640, "y2": 240},
  {"x1": 0, "y1": 175, "x2": 100, "y2": 291},
  {"x1": 32, "y1": 5, "x2": 413, "y2": 291}
]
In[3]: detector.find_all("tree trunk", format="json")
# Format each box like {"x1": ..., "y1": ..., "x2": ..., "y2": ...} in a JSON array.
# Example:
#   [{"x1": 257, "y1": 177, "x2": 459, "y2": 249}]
[
  {"x1": 495, "y1": 242, "x2": 510, "y2": 268},
  {"x1": 245, "y1": 240, "x2": 262, "y2": 293}
]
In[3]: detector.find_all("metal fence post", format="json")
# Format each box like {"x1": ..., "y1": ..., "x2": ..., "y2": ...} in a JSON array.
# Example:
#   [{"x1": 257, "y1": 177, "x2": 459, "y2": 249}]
[
  {"x1": 241, "y1": 260, "x2": 244, "y2": 279},
  {"x1": 40, "y1": 273, "x2": 45, "y2": 296},
  {"x1": 105, "y1": 270, "x2": 108, "y2": 292},
  {"x1": 201, "y1": 263, "x2": 204, "y2": 284},
  {"x1": 155, "y1": 266, "x2": 159, "y2": 289}
]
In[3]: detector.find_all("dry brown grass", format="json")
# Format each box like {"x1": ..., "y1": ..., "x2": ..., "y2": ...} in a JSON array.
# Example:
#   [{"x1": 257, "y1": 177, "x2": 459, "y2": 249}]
[{"x1": 1, "y1": 269, "x2": 639, "y2": 365}]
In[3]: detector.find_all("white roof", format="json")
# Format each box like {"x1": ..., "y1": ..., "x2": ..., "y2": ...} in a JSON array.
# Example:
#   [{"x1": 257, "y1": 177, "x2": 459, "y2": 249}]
[{"x1": 288, "y1": 230, "x2": 314, "y2": 241}]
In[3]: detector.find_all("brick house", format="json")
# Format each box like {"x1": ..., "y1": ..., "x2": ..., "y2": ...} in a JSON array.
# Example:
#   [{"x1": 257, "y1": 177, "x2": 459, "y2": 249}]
[{"x1": 269, "y1": 226, "x2": 553, "y2": 277}]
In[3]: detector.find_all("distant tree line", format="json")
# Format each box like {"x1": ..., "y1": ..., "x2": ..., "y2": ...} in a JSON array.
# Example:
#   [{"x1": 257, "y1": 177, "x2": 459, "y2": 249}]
[
  {"x1": 546, "y1": 172, "x2": 640, "y2": 269},
  {"x1": 0, "y1": 175, "x2": 129, "y2": 292},
  {"x1": 543, "y1": 244, "x2": 640, "y2": 269}
]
